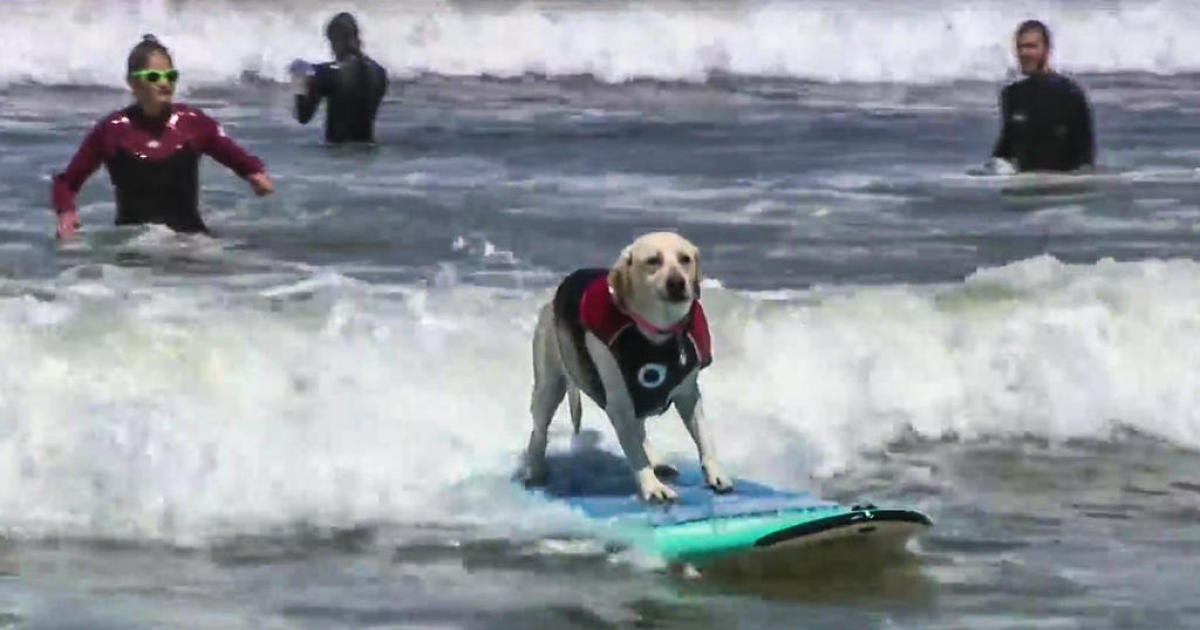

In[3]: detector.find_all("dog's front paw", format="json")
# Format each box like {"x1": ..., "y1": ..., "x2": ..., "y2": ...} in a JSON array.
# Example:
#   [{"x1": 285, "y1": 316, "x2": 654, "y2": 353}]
[
  {"x1": 636, "y1": 468, "x2": 678, "y2": 503},
  {"x1": 641, "y1": 480, "x2": 678, "y2": 503},
  {"x1": 702, "y1": 462, "x2": 734, "y2": 494}
]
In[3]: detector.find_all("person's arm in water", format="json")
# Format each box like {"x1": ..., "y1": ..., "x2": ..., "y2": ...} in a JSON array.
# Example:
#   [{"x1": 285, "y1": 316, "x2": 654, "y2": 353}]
[
  {"x1": 194, "y1": 109, "x2": 275, "y2": 196},
  {"x1": 294, "y1": 63, "x2": 334, "y2": 125},
  {"x1": 983, "y1": 86, "x2": 1019, "y2": 174},
  {"x1": 50, "y1": 120, "x2": 107, "y2": 239},
  {"x1": 991, "y1": 86, "x2": 1014, "y2": 162},
  {"x1": 1070, "y1": 83, "x2": 1095, "y2": 171}
]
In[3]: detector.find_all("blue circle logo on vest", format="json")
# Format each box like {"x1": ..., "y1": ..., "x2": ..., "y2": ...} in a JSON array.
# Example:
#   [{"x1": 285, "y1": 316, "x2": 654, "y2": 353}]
[{"x1": 637, "y1": 363, "x2": 668, "y2": 389}]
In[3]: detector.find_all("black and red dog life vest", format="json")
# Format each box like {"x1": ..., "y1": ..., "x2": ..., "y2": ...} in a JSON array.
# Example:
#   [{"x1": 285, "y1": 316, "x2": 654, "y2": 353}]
[{"x1": 552, "y1": 268, "x2": 712, "y2": 418}]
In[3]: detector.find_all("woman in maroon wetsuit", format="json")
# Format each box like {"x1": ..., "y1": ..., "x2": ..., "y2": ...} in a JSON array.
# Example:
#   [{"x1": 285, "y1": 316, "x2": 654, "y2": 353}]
[{"x1": 51, "y1": 35, "x2": 275, "y2": 238}]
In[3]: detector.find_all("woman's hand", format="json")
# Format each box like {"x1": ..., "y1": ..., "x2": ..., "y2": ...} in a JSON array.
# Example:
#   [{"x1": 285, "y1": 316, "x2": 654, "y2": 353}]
[
  {"x1": 55, "y1": 210, "x2": 79, "y2": 240},
  {"x1": 247, "y1": 172, "x2": 275, "y2": 196}
]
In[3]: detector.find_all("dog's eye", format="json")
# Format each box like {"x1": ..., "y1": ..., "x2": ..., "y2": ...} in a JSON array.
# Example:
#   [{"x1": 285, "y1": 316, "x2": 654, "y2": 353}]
[
  {"x1": 645, "y1": 254, "x2": 662, "y2": 267},
  {"x1": 678, "y1": 254, "x2": 692, "y2": 265}
]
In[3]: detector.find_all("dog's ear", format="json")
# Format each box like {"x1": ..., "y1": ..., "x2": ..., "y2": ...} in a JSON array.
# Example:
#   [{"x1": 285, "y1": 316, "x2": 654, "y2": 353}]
[{"x1": 608, "y1": 248, "x2": 634, "y2": 305}]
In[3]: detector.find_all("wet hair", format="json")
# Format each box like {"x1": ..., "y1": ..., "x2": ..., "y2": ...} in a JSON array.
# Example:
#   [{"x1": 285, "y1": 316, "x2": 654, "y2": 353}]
[
  {"x1": 326, "y1": 12, "x2": 362, "y2": 57},
  {"x1": 1015, "y1": 20, "x2": 1052, "y2": 49},
  {"x1": 127, "y1": 34, "x2": 173, "y2": 75}
]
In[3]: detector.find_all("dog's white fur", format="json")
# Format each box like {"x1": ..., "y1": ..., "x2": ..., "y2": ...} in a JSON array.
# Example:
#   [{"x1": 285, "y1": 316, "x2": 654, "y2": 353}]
[{"x1": 523, "y1": 232, "x2": 732, "y2": 502}]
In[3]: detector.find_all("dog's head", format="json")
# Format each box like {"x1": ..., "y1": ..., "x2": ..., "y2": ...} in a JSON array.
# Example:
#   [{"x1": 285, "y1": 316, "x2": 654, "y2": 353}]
[{"x1": 608, "y1": 232, "x2": 701, "y2": 329}]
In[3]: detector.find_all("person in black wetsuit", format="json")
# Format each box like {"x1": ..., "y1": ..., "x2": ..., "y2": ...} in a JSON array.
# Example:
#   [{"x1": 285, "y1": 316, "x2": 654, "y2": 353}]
[
  {"x1": 52, "y1": 35, "x2": 274, "y2": 239},
  {"x1": 292, "y1": 12, "x2": 389, "y2": 144},
  {"x1": 990, "y1": 20, "x2": 1095, "y2": 173}
]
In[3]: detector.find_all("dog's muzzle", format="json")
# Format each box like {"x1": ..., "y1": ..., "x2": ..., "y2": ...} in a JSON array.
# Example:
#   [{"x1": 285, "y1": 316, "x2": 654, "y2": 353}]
[{"x1": 664, "y1": 274, "x2": 689, "y2": 303}]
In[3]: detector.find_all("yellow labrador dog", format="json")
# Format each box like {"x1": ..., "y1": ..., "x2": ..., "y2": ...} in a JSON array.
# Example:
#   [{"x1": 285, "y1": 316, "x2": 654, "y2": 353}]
[{"x1": 522, "y1": 232, "x2": 733, "y2": 502}]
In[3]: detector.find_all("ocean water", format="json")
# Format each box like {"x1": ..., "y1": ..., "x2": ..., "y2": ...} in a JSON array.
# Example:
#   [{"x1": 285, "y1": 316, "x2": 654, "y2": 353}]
[{"x1": 1, "y1": 1, "x2": 1200, "y2": 628}]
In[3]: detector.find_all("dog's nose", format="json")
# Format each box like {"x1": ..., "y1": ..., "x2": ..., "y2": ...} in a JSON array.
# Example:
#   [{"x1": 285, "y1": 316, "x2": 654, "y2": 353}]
[{"x1": 665, "y1": 274, "x2": 687, "y2": 301}]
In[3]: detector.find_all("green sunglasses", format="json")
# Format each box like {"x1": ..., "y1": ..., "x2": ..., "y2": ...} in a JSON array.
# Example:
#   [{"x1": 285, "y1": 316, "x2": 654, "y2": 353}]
[{"x1": 129, "y1": 69, "x2": 180, "y2": 84}]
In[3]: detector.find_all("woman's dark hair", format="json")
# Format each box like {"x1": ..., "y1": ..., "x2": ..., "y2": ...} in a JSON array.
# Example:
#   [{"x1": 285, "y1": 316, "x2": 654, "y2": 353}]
[
  {"x1": 1016, "y1": 20, "x2": 1052, "y2": 49},
  {"x1": 127, "y1": 34, "x2": 173, "y2": 75},
  {"x1": 326, "y1": 12, "x2": 362, "y2": 57}
]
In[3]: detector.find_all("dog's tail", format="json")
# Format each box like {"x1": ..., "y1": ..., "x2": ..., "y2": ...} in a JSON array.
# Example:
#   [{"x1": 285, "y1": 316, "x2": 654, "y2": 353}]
[{"x1": 568, "y1": 386, "x2": 582, "y2": 434}]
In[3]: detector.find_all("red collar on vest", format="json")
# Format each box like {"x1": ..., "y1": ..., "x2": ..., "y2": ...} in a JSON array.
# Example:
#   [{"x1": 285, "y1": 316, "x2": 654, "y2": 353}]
[
  {"x1": 612, "y1": 289, "x2": 692, "y2": 337},
  {"x1": 578, "y1": 274, "x2": 712, "y2": 365}
]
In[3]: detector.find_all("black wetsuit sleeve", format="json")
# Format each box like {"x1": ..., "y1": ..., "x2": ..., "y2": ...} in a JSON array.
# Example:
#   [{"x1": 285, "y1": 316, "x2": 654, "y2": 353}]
[
  {"x1": 1071, "y1": 85, "x2": 1095, "y2": 169},
  {"x1": 372, "y1": 60, "x2": 389, "y2": 121},
  {"x1": 294, "y1": 64, "x2": 335, "y2": 125},
  {"x1": 992, "y1": 87, "x2": 1014, "y2": 160}
]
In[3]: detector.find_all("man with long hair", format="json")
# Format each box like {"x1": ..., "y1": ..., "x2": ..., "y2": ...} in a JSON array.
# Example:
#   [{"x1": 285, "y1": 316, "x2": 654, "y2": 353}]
[{"x1": 292, "y1": 12, "x2": 389, "y2": 144}]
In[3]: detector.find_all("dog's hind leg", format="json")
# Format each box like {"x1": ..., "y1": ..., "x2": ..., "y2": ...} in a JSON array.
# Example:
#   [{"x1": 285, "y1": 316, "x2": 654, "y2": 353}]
[
  {"x1": 524, "y1": 375, "x2": 565, "y2": 487},
  {"x1": 523, "y1": 305, "x2": 566, "y2": 487}
]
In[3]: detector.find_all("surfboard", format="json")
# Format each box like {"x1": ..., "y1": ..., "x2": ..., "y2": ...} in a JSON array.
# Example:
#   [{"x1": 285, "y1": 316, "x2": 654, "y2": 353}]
[
  {"x1": 532, "y1": 448, "x2": 931, "y2": 567},
  {"x1": 948, "y1": 168, "x2": 1129, "y2": 208}
]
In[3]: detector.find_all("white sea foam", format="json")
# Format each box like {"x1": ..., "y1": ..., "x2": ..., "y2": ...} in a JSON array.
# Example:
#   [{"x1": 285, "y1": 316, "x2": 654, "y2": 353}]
[{"x1": 1, "y1": 256, "x2": 1199, "y2": 541}]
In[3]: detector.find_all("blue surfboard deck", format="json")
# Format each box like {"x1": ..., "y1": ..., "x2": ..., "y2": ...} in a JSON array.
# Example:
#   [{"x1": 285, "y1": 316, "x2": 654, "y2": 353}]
[{"x1": 533, "y1": 449, "x2": 932, "y2": 565}]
